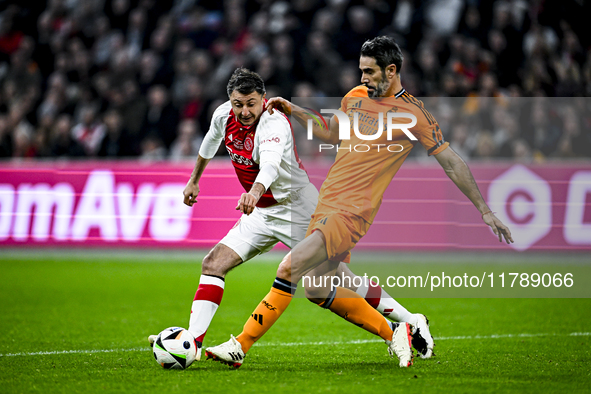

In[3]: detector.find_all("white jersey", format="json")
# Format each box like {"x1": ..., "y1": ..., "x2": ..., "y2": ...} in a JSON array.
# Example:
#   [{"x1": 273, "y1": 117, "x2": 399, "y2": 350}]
[{"x1": 199, "y1": 100, "x2": 310, "y2": 207}]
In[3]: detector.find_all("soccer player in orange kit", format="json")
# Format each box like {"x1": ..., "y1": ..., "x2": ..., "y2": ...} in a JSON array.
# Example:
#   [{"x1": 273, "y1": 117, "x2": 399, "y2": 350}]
[{"x1": 205, "y1": 36, "x2": 514, "y2": 368}]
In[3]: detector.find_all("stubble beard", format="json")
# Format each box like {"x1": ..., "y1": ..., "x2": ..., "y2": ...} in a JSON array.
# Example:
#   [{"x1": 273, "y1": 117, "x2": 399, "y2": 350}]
[{"x1": 368, "y1": 76, "x2": 390, "y2": 98}]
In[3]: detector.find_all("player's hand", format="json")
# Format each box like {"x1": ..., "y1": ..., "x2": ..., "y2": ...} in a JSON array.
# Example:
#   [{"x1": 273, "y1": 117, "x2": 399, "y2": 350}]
[
  {"x1": 483, "y1": 212, "x2": 514, "y2": 244},
  {"x1": 267, "y1": 97, "x2": 292, "y2": 115},
  {"x1": 183, "y1": 181, "x2": 200, "y2": 207},
  {"x1": 236, "y1": 192, "x2": 258, "y2": 215}
]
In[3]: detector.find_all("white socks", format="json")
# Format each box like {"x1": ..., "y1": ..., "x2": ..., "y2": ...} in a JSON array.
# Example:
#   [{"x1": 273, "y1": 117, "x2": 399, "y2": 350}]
[{"x1": 188, "y1": 275, "x2": 225, "y2": 344}]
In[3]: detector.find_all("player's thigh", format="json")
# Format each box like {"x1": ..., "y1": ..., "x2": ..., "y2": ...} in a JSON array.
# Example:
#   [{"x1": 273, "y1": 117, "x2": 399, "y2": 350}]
[
  {"x1": 307, "y1": 208, "x2": 370, "y2": 263},
  {"x1": 219, "y1": 209, "x2": 279, "y2": 264}
]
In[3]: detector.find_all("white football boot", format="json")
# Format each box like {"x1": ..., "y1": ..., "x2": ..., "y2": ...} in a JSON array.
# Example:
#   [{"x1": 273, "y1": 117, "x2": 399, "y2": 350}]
[
  {"x1": 148, "y1": 334, "x2": 157, "y2": 345},
  {"x1": 386, "y1": 322, "x2": 413, "y2": 367},
  {"x1": 410, "y1": 314, "x2": 435, "y2": 359},
  {"x1": 205, "y1": 335, "x2": 245, "y2": 368}
]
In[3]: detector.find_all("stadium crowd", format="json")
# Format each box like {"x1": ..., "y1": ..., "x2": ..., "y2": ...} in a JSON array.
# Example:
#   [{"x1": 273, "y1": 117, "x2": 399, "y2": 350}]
[{"x1": 0, "y1": 0, "x2": 590, "y2": 161}]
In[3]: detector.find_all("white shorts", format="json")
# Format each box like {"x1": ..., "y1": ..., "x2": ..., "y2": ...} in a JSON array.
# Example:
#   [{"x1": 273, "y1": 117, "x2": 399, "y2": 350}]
[{"x1": 219, "y1": 183, "x2": 318, "y2": 261}]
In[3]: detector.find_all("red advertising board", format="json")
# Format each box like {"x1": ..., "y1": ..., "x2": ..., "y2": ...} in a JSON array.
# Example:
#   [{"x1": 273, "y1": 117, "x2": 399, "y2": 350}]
[{"x1": 0, "y1": 160, "x2": 590, "y2": 251}]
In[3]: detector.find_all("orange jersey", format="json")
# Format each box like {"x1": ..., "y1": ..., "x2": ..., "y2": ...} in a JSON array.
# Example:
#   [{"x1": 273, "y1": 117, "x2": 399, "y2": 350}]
[{"x1": 317, "y1": 85, "x2": 449, "y2": 223}]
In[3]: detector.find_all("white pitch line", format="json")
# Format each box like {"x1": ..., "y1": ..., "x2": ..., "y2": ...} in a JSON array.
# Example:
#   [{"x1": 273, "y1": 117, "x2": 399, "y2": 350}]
[
  {"x1": 0, "y1": 347, "x2": 146, "y2": 358},
  {"x1": 258, "y1": 331, "x2": 591, "y2": 347},
  {"x1": 1, "y1": 332, "x2": 589, "y2": 358}
]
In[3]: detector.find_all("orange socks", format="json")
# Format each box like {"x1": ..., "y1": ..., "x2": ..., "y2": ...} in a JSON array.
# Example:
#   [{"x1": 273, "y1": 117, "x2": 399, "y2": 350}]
[
  {"x1": 235, "y1": 280, "x2": 393, "y2": 355},
  {"x1": 236, "y1": 278, "x2": 296, "y2": 353},
  {"x1": 322, "y1": 287, "x2": 394, "y2": 342}
]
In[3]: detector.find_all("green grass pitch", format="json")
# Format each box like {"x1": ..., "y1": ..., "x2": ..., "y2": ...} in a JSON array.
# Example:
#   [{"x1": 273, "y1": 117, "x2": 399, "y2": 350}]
[{"x1": 1, "y1": 250, "x2": 590, "y2": 393}]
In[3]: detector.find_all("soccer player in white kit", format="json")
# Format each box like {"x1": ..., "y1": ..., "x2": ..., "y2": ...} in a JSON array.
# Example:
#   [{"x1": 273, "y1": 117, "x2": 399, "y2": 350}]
[{"x1": 150, "y1": 68, "x2": 433, "y2": 361}]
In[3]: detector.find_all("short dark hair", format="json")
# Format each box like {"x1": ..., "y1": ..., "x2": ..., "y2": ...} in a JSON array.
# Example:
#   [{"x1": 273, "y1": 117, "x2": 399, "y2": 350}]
[
  {"x1": 360, "y1": 36, "x2": 404, "y2": 74},
  {"x1": 226, "y1": 67, "x2": 266, "y2": 97}
]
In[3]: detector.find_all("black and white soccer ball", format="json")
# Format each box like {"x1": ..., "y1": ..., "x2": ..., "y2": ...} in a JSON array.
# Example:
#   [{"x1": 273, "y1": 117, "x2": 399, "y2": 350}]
[{"x1": 152, "y1": 327, "x2": 197, "y2": 369}]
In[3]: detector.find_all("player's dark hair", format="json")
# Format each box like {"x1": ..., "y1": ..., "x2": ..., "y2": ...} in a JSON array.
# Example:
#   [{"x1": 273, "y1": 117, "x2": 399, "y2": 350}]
[
  {"x1": 360, "y1": 36, "x2": 404, "y2": 75},
  {"x1": 226, "y1": 67, "x2": 266, "y2": 97}
]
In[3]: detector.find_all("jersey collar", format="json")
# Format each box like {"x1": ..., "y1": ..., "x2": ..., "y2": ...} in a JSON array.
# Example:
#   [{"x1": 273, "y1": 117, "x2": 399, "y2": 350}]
[{"x1": 394, "y1": 88, "x2": 406, "y2": 98}]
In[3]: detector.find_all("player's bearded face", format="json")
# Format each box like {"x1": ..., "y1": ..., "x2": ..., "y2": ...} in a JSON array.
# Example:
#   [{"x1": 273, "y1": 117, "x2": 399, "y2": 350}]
[
  {"x1": 367, "y1": 74, "x2": 389, "y2": 98},
  {"x1": 230, "y1": 91, "x2": 265, "y2": 126},
  {"x1": 359, "y1": 56, "x2": 390, "y2": 98}
]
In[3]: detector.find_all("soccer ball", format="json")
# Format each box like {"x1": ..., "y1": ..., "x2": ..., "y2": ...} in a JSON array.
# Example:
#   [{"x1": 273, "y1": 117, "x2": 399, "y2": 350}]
[{"x1": 152, "y1": 327, "x2": 197, "y2": 369}]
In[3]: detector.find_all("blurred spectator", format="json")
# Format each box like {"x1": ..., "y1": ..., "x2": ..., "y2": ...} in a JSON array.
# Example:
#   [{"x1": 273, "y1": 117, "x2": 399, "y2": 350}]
[
  {"x1": 301, "y1": 31, "x2": 342, "y2": 96},
  {"x1": 140, "y1": 134, "x2": 167, "y2": 161},
  {"x1": 338, "y1": 63, "x2": 360, "y2": 96},
  {"x1": 425, "y1": 0, "x2": 464, "y2": 37},
  {"x1": 12, "y1": 121, "x2": 35, "y2": 158},
  {"x1": 524, "y1": 101, "x2": 562, "y2": 157},
  {"x1": 554, "y1": 106, "x2": 591, "y2": 158},
  {"x1": 416, "y1": 47, "x2": 441, "y2": 95},
  {"x1": 487, "y1": 29, "x2": 517, "y2": 87},
  {"x1": 141, "y1": 84, "x2": 179, "y2": 150},
  {"x1": 126, "y1": 7, "x2": 149, "y2": 58},
  {"x1": 118, "y1": 79, "x2": 147, "y2": 155},
  {"x1": 49, "y1": 114, "x2": 85, "y2": 158},
  {"x1": 268, "y1": 34, "x2": 296, "y2": 96},
  {"x1": 105, "y1": 0, "x2": 132, "y2": 32},
  {"x1": 33, "y1": 112, "x2": 55, "y2": 158},
  {"x1": 473, "y1": 131, "x2": 497, "y2": 159},
  {"x1": 98, "y1": 109, "x2": 134, "y2": 157},
  {"x1": 0, "y1": 6, "x2": 24, "y2": 61},
  {"x1": 512, "y1": 138, "x2": 533, "y2": 162},
  {"x1": 459, "y1": 6, "x2": 486, "y2": 43},
  {"x1": 449, "y1": 122, "x2": 473, "y2": 160},
  {"x1": 496, "y1": 113, "x2": 521, "y2": 156},
  {"x1": 169, "y1": 118, "x2": 203, "y2": 161},
  {"x1": 338, "y1": 6, "x2": 378, "y2": 61},
  {"x1": 0, "y1": 114, "x2": 11, "y2": 157},
  {"x1": 71, "y1": 106, "x2": 106, "y2": 156}
]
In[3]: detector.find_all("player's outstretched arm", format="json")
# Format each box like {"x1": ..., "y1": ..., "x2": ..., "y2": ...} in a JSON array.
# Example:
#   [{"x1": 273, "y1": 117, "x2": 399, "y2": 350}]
[
  {"x1": 267, "y1": 97, "x2": 339, "y2": 144},
  {"x1": 183, "y1": 154, "x2": 211, "y2": 207},
  {"x1": 434, "y1": 147, "x2": 514, "y2": 244}
]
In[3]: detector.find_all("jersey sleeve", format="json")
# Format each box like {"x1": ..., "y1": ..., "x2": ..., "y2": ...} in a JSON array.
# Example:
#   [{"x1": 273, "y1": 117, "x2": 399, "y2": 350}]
[
  {"x1": 410, "y1": 104, "x2": 449, "y2": 156},
  {"x1": 338, "y1": 85, "x2": 367, "y2": 114},
  {"x1": 256, "y1": 112, "x2": 290, "y2": 165},
  {"x1": 198, "y1": 103, "x2": 228, "y2": 159}
]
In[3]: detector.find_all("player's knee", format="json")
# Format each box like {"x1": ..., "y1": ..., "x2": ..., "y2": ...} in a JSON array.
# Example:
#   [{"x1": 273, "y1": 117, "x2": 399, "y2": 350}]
[
  {"x1": 201, "y1": 250, "x2": 229, "y2": 277},
  {"x1": 276, "y1": 254, "x2": 292, "y2": 280},
  {"x1": 200, "y1": 252, "x2": 218, "y2": 274}
]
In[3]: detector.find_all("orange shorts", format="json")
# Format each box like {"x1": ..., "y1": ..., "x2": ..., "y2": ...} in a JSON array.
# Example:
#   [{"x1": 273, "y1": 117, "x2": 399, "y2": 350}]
[{"x1": 306, "y1": 203, "x2": 371, "y2": 263}]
